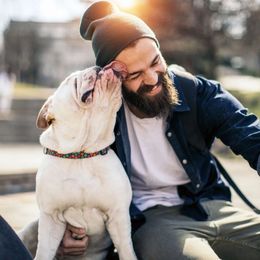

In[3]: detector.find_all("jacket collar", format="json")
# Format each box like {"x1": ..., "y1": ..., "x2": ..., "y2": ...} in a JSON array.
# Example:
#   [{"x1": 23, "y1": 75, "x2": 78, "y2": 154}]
[{"x1": 169, "y1": 69, "x2": 190, "y2": 113}]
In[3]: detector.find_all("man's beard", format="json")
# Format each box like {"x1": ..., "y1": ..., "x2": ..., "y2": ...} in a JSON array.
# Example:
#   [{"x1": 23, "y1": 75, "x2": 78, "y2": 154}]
[{"x1": 122, "y1": 72, "x2": 179, "y2": 118}]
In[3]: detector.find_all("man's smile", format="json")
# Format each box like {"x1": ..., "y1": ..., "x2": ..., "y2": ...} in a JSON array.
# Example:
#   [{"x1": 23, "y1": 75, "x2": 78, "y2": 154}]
[{"x1": 144, "y1": 84, "x2": 162, "y2": 96}]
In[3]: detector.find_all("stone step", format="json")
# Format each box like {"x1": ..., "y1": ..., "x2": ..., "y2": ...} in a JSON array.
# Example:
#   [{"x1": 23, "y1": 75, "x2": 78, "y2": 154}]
[
  {"x1": 0, "y1": 98, "x2": 45, "y2": 143},
  {"x1": 0, "y1": 120, "x2": 42, "y2": 143},
  {"x1": 11, "y1": 99, "x2": 44, "y2": 111},
  {"x1": 0, "y1": 173, "x2": 36, "y2": 195},
  {"x1": 0, "y1": 135, "x2": 40, "y2": 143}
]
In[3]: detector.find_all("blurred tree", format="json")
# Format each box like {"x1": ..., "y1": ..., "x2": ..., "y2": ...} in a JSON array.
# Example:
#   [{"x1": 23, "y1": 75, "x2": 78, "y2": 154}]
[
  {"x1": 130, "y1": 0, "x2": 259, "y2": 78},
  {"x1": 4, "y1": 21, "x2": 40, "y2": 84},
  {"x1": 243, "y1": 6, "x2": 260, "y2": 58}
]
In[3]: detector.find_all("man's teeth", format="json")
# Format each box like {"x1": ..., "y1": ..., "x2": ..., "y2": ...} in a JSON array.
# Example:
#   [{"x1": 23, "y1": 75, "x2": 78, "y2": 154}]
[{"x1": 151, "y1": 85, "x2": 158, "y2": 91}]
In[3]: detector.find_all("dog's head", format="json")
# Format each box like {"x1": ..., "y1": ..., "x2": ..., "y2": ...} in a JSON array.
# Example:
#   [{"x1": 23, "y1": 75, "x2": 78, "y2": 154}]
[
  {"x1": 36, "y1": 65, "x2": 126, "y2": 153},
  {"x1": 36, "y1": 66, "x2": 101, "y2": 129}
]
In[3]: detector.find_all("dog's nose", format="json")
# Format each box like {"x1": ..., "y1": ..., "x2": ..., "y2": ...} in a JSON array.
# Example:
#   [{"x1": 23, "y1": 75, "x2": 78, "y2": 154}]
[{"x1": 95, "y1": 66, "x2": 102, "y2": 74}]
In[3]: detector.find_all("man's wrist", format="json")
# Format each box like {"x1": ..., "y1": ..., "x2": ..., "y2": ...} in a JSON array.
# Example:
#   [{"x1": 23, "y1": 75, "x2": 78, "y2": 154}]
[{"x1": 257, "y1": 154, "x2": 260, "y2": 175}]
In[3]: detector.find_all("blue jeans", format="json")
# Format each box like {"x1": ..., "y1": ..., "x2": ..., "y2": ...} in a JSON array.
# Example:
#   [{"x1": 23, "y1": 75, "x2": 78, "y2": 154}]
[{"x1": 0, "y1": 215, "x2": 32, "y2": 260}]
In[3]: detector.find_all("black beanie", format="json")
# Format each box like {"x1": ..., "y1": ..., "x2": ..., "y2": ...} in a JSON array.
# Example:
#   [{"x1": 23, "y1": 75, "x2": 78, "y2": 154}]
[{"x1": 80, "y1": 1, "x2": 159, "y2": 67}]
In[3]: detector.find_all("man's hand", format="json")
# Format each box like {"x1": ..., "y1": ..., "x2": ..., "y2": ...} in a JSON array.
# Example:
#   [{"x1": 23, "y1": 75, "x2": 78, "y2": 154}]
[{"x1": 57, "y1": 224, "x2": 88, "y2": 257}]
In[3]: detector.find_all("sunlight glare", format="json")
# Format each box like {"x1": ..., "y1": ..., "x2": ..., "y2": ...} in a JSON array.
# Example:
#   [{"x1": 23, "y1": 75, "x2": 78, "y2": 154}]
[{"x1": 113, "y1": 0, "x2": 137, "y2": 9}]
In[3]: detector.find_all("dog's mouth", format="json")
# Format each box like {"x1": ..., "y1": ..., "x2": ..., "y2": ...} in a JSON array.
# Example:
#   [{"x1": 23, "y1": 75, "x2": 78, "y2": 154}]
[
  {"x1": 81, "y1": 89, "x2": 93, "y2": 103},
  {"x1": 80, "y1": 67, "x2": 101, "y2": 103}
]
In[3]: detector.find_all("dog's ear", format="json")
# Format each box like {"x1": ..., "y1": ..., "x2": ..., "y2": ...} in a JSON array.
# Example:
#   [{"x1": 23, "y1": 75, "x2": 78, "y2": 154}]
[{"x1": 36, "y1": 96, "x2": 55, "y2": 129}]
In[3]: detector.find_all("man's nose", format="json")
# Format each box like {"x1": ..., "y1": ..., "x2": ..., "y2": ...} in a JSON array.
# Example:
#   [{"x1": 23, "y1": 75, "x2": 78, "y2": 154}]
[{"x1": 143, "y1": 70, "x2": 158, "y2": 86}]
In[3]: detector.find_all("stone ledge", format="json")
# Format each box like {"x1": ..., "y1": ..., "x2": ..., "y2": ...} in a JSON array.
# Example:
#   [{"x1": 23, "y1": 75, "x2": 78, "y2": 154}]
[{"x1": 0, "y1": 173, "x2": 36, "y2": 195}]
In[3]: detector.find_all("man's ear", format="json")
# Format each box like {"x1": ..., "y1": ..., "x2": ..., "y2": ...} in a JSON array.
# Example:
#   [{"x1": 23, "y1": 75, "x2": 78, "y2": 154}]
[{"x1": 36, "y1": 96, "x2": 55, "y2": 129}]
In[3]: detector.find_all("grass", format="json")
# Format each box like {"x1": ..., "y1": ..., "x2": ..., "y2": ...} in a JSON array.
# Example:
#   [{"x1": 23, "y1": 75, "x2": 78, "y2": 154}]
[
  {"x1": 13, "y1": 82, "x2": 55, "y2": 99},
  {"x1": 229, "y1": 90, "x2": 260, "y2": 117}
]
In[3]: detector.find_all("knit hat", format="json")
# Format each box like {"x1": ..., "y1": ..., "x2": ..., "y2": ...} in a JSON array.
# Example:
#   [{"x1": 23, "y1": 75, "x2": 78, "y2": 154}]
[{"x1": 80, "y1": 0, "x2": 159, "y2": 67}]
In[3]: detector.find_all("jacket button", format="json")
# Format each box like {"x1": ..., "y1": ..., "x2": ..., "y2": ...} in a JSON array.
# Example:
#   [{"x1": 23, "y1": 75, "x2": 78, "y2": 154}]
[
  {"x1": 117, "y1": 131, "x2": 121, "y2": 136},
  {"x1": 182, "y1": 159, "x2": 188, "y2": 164},
  {"x1": 123, "y1": 162, "x2": 127, "y2": 167},
  {"x1": 196, "y1": 183, "x2": 200, "y2": 188},
  {"x1": 167, "y1": 132, "x2": 172, "y2": 137}
]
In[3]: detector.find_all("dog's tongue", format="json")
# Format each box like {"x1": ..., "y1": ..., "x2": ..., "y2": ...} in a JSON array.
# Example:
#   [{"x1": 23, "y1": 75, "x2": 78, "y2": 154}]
[{"x1": 103, "y1": 61, "x2": 128, "y2": 79}]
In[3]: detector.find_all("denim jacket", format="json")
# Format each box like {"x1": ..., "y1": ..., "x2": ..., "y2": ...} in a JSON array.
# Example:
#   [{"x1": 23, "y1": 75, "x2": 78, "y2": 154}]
[{"x1": 112, "y1": 70, "x2": 260, "y2": 221}]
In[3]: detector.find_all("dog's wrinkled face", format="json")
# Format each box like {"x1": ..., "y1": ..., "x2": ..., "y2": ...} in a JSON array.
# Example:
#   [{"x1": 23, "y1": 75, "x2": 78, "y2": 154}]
[
  {"x1": 75, "y1": 66, "x2": 101, "y2": 105},
  {"x1": 36, "y1": 66, "x2": 121, "y2": 129},
  {"x1": 36, "y1": 65, "x2": 126, "y2": 152},
  {"x1": 36, "y1": 67, "x2": 95, "y2": 129}
]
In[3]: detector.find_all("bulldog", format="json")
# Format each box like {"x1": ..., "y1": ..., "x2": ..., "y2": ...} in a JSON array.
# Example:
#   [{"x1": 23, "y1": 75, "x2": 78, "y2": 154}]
[{"x1": 34, "y1": 63, "x2": 137, "y2": 260}]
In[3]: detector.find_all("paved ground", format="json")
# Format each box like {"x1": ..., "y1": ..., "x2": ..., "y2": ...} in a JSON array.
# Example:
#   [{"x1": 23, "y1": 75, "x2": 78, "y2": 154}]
[
  {"x1": 0, "y1": 191, "x2": 39, "y2": 231},
  {"x1": 0, "y1": 144, "x2": 42, "y2": 231},
  {"x1": 0, "y1": 144, "x2": 260, "y2": 232},
  {"x1": 0, "y1": 144, "x2": 42, "y2": 174}
]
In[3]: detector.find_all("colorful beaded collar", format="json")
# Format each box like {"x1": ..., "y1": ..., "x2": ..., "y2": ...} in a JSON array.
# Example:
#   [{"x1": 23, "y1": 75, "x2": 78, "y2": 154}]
[{"x1": 43, "y1": 146, "x2": 109, "y2": 159}]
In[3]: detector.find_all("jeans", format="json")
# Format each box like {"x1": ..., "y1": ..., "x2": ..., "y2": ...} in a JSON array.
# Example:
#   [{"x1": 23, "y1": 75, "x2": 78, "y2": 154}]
[
  {"x1": 0, "y1": 215, "x2": 32, "y2": 260},
  {"x1": 132, "y1": 200, "x2": 260, "y2": 260}
]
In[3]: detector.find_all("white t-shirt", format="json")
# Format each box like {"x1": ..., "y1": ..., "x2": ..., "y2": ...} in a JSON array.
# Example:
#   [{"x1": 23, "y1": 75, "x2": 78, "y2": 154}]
[{"x1": 124, "y1": 102, "x2": 190, "y2": 211}]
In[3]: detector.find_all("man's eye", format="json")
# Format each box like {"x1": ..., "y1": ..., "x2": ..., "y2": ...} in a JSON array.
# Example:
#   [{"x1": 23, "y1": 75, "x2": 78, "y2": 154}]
[
  {"x1": 152, "y1": 59, "x2": 160, "y2": 66},
  {"x1": 127, "y1": 74, "x2": 140, "y2": 81},
  {"x1": 131, "y1": 75, "x2": 140, "y2": 80}
]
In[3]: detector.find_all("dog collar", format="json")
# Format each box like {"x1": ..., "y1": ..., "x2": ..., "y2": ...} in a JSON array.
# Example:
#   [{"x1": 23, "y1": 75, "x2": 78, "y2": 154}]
[{"x1": 43, "y1": 146, "x2": 109, "y2": 159}]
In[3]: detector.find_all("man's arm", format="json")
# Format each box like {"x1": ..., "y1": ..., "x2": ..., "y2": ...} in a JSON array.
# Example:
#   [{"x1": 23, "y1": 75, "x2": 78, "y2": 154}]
[{"x1": 196, "y1": 76, "x2": 260, "y2": 171}]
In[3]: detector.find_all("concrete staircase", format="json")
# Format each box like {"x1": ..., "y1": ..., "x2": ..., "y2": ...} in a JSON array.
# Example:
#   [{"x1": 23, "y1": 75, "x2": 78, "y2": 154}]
[
  {"x1": 0, "y1": 98, "x2": 44, "y2": 194},
  {"x1": 0, "y1": 173, "x2": 36, "y2": 195},
  {"x1": 0, "y1": 98, "x2": 44, "y2": 143}
]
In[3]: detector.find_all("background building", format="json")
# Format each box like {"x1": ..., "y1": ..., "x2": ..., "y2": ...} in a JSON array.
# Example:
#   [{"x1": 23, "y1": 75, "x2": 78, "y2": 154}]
[{"x1": 3, "y1": 19, "x2": 95, "y2": 87}]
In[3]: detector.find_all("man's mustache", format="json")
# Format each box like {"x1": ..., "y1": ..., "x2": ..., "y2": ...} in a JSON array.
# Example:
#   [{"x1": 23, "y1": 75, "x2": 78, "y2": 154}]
[{"x1": 137, "y1": 74, "x2": 163, "y2": 95}]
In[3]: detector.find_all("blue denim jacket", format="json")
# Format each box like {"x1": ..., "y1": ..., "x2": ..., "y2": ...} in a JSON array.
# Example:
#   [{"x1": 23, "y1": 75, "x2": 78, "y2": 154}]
[{"x1": 112, "y1": 70, "x2": 260, "y2": 221}]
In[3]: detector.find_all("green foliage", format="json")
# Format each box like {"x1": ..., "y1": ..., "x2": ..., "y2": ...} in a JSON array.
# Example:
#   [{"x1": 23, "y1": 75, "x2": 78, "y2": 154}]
[
  {"x1": 14, "y1": 82, "x2": 54, "y2": 99},
  {"x1": 229, "y1": 90, "x2": 260, "y2": 117}
]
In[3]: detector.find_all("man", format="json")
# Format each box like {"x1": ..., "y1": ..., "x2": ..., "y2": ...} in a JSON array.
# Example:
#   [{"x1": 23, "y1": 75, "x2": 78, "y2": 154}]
[{"x1": 20, "y1": 1, "x2": 260, "y2": 259}]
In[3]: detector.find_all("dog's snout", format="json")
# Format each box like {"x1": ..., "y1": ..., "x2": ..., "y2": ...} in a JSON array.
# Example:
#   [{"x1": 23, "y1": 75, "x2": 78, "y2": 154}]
[{"x1": 95, "y1": 67, "x2": 102, "y2": 74}]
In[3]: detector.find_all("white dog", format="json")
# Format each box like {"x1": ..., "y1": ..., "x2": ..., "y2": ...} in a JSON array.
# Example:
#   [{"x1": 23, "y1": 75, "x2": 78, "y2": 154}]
[{"x1": 34, "y1": 65, "x2": 137, "y2": 260}]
